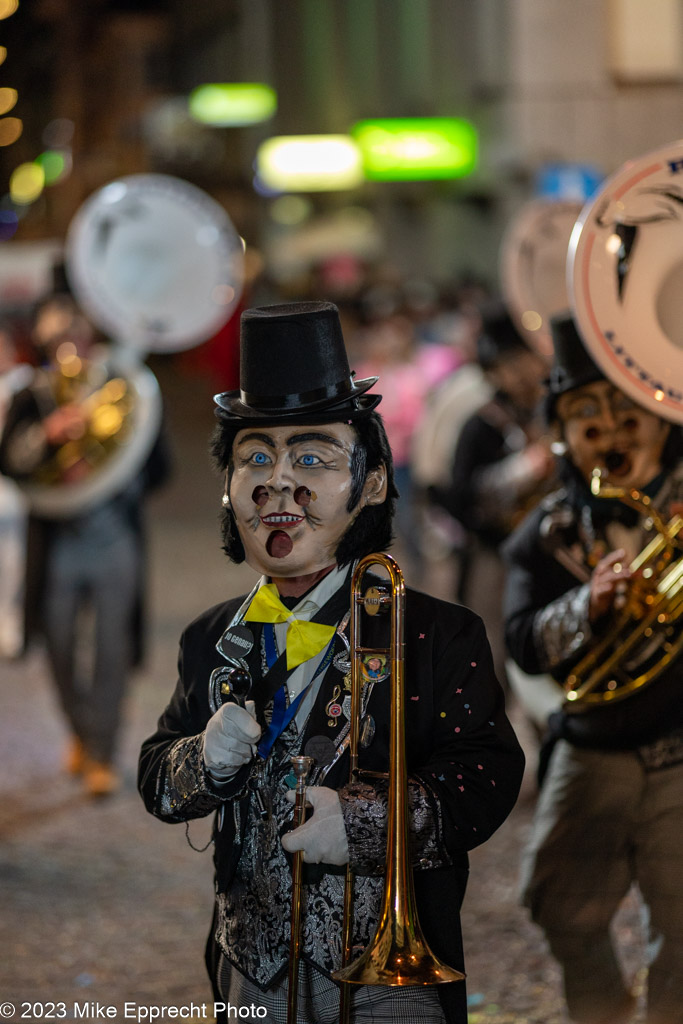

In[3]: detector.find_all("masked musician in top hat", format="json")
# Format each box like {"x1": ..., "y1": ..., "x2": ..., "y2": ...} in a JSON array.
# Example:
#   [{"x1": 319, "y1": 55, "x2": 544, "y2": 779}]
[
  {"x1": 503, "y1": 313, "x2": 683, "y2": 1024},
  {"x1": 139, "y1": 302, "x2": 524, "y2": 1024}
]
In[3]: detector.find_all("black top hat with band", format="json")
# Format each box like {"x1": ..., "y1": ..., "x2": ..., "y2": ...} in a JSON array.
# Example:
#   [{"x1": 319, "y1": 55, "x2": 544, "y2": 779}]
[
  {"x1": 214, "y1": 301, "x2": 381, "y2": 424},
  {"x1": 544, "y1": 311, "x2": 605, "y2": 419}
]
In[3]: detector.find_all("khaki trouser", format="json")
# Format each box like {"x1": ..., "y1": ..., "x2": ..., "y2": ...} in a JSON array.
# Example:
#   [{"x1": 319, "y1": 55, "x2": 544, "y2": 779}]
[{"x1": 521, "y1": 740, "x2": 683, "y2": 1024}]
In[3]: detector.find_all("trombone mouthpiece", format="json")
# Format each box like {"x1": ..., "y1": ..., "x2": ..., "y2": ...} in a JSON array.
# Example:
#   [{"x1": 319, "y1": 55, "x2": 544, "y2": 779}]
[{"x1": 290, "y1": 755, "x2": 314, "y2": 785}]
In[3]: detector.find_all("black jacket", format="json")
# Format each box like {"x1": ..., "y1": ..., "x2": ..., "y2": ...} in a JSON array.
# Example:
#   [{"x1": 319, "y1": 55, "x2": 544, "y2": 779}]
[
  {"x1": 139, "y1": 583, "x2": 525, "y2": 1024},
  {"x1": 432, "y1": 394, "x2": 551, "y2": 548}
]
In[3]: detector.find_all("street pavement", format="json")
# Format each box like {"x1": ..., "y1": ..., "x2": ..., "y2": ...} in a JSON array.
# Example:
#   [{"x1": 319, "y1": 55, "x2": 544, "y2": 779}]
[{"x1": 0, "y1": 363, "x2": 646, "y2": 1024}]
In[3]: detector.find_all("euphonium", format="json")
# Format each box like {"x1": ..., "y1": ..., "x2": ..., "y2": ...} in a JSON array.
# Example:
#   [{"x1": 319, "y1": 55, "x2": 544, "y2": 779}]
[
  {"x1": 332, "y1": 553, "x2": 464, "y2": 1023},
  {"x1": 32, "y1": 351, "x2": 135, "y2": 488},
  {"x1": 18, "y1": 352, "x2": 162, "y2": 520},
  {"x1": 563, "y1": 467, "x2": 683, "y2": 710}
]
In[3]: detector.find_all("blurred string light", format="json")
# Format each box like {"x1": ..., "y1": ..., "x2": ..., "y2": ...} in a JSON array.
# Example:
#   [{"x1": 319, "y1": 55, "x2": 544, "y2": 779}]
[
  {"x1": 0, "y1": 116, "x2": 22, "y2": 146},
  {"x1": 1, "y1": 117, "x2": 75, "y2": 231},
  {"x1": 0, "y1": 46, "x2": 6, "y2": 65},
  {"x1": 0, "y1": 86, "x2": 17, "y2": 115},
  {"x1": 189, "y1": 83, "x2": 277, "y2": 126},
  {"x1": 0, "y1": 0, "x2": 18, "y2": 19},
  {"x1": 0, "y1": 207, "x2": 18, "y2": 240},
  {"x1": 351, "y1": 117, "x2": 478, "y2": 181},
  {"x1": 256, "y1": 135, "x2": 364, "y2": 192},
  {"x1": 10, "y1": 161, "x2": 45, "y2": 204},
  {"x1": 35, "y1": 149, "x2": 70, "y2": 184},
  {"x1": 43, "y1": 117, "x2": 74, "y2": 148}
]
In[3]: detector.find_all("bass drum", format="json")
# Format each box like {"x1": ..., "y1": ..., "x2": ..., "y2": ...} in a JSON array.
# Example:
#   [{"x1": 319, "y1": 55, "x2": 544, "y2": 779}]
[
  {"x1": 568, "y1": 138, "x2": 683, "y2": 424},
  {"x1": 23, "y1": 174, "x2": 244, "y2": 518},
  {"x1": 500, "y1": 198, "x2": 583, "y2": 357}
]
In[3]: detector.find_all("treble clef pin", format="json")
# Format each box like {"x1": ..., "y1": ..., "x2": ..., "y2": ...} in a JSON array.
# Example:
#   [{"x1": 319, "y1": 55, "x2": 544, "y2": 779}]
[{"x1": 325, "y1": 684, "x2": 343, "y2": 727}]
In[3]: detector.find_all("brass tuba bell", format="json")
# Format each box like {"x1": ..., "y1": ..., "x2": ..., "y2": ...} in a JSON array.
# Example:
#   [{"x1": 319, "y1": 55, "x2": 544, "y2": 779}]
[{"x1": 563, "y1": 139, "x2": 683, "y2": 708}]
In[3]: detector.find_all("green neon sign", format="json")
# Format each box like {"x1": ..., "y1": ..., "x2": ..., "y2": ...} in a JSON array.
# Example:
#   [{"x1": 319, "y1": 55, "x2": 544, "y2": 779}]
[
  {"x1": 351, "y1": 117, "x2": 477, "y2": 181},
  {"x1": 189, "y1": 83, "x2": 277, "y2": 126}
]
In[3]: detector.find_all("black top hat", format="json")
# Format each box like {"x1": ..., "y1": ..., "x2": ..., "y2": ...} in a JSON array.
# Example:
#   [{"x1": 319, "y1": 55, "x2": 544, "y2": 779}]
[
  {"x1": 476, "y1": 304, "x2": 530, "y2": 371},
  {"x1": 214, "y1": 301, "x2": 381, "y2": 424},
  {"x1": 545, "y1": 312, "x2": 605, "y2": 418}
]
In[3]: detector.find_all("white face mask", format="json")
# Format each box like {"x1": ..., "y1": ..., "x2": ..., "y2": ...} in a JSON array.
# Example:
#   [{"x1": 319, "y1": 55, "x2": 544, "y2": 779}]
[{"x1": 230, "y1": 422, "x2": 386, "y2": 578}]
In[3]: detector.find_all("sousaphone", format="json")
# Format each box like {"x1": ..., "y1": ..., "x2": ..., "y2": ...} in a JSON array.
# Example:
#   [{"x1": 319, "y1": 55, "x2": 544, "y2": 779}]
[
  {"x1": 20, "y1": 173, "x2": 244, "y2": 517},
  {"x1": 562, "y1": 139, "x2": 683, "y2": 708},
  {"x1": 500, "y1": 198, "x2": 585, "y2": 358},
  {"x1": 569, "y1": 139, "x2": 683, "y2": 423}
]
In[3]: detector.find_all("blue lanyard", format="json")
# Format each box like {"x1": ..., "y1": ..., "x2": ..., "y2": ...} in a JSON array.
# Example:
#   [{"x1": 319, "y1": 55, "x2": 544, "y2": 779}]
[{"x1": 257, "y1": 624, "x2": 336, "y2": 759}]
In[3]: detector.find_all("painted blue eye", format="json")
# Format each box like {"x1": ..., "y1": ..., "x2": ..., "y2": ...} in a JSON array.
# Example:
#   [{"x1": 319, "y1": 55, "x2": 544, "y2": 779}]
[
  {"x1": 300, "y1": 454, "x2": 318, "y2": 466},
  {"x1": 252, "y1": 452, "x2": 269, "y2": 465}
]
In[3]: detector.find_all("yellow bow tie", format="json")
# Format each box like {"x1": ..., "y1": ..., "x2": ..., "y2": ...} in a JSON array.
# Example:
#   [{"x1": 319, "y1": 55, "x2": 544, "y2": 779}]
[{"x1": 244, "y1": 584, "x2": 336, "y2": 671}]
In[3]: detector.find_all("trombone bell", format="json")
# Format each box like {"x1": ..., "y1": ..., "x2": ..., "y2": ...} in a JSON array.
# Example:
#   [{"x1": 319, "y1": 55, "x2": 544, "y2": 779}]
[{"x1": 334, "y1": 913, "x2": 465, "y2": 987}]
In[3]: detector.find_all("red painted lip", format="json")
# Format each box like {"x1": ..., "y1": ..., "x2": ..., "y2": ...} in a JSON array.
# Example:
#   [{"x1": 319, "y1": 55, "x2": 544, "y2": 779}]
[{"x1": 260, "y1": 512, "x2": 305, "y2": 529}]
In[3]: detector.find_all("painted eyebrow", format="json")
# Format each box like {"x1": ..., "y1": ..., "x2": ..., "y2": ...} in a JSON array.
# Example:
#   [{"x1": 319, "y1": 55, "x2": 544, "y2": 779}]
[
  {"x1": 286, "y1": 432, "x2": 346, "y2": 449},
  {"x1": 235, "y1": 432, "x2": 277, "y2": 448}
]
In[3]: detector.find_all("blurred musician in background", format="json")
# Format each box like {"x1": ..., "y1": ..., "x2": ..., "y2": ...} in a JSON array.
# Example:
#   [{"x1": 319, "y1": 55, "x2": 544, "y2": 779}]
[
  {"x1": 0, "y1": 318, "x2": 31, "y2": 660},
  {"x1": 0, "y1": 290, "x2": 171, "y2": 797},
  {"x1": 430, "y1": 305, "x2": 555, "y2": 688},
  {"x1": 503, "y1": 314, "x2": 683, "y2": 1024},
  {"x1": 138, "y1": 302, "x2": 524, "y2": 1024}
]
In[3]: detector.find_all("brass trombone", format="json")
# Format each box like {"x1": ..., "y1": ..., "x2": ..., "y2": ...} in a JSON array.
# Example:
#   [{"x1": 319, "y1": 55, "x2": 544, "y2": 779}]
[{"x1": 332, "y1": 552, "x2": 465, "y2": 1023}]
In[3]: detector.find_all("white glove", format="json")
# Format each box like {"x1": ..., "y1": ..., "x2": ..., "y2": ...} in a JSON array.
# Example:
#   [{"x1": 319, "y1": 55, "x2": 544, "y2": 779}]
[
  {"x1": 281, "y1": 786, "x2": 349, "y2": 865},
  {"x1": 203, "y1": 700, "x2": 261, "y2": 781}
]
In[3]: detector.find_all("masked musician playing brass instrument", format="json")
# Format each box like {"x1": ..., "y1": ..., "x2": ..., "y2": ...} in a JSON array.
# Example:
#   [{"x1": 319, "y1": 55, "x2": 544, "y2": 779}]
[
  {"x1": 503, "y1": 313, "x2": 683, "y2": 1024},
  {"x1": 139, "y1": 302, "x2": 524, "y2": 1024},
  {"x1": 0, "y1": 290, "x2": 171, "y2": 797}
]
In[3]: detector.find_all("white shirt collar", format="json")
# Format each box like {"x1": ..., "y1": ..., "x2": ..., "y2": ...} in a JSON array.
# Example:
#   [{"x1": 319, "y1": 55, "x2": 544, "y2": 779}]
[{"x1": 257, "y1": 563, "x2": 350, "y2": 622}]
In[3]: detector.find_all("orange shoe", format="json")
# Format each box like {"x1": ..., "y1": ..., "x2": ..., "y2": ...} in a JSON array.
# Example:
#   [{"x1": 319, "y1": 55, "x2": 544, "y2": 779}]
[
  {"x1": 64, "y1": 737, "x2": 87, "y2": 776},
  {"x1": 83, "y1": 760, "x2": 120, "y2": 798}
]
